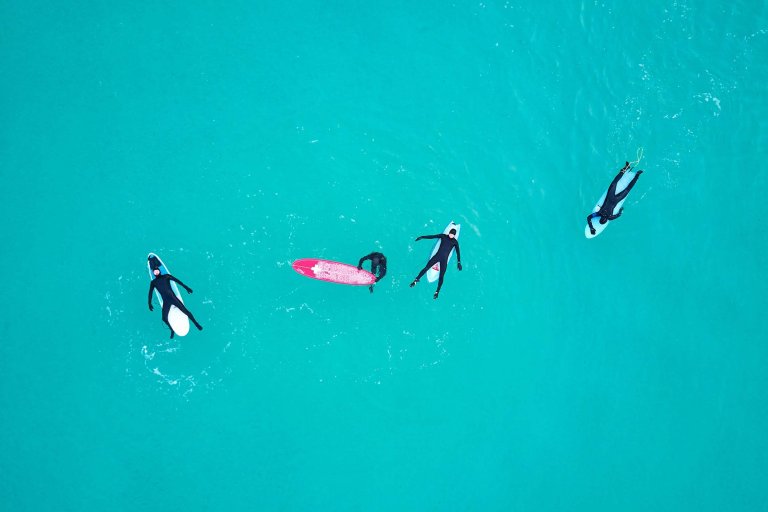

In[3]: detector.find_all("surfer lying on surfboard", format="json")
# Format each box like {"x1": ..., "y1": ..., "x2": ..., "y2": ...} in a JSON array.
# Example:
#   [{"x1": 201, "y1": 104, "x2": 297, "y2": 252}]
[
  {"x1": 148, "y1": 257, "x2": 203, "y2": 338},
  {"x1": 587, "y1": 162, "x2": 643, "y2": 235},
  {"x1": 410, "y1": 228, "x2": 462, "y2": 299},
  {"x1": 358, "y1": 252, "x2": 387, "y2": 294}
]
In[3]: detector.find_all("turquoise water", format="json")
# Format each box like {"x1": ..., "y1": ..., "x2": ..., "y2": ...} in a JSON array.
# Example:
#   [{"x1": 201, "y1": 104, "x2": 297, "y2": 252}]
[{"x1": 2, "y1": 1, "x2": 767, "y2": 510}]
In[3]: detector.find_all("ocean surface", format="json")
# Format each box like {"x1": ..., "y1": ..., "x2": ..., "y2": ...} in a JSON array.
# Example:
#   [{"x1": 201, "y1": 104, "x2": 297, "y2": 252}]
[{"x1": 1, "y1": 1, "x2": 767, "y2": 510}]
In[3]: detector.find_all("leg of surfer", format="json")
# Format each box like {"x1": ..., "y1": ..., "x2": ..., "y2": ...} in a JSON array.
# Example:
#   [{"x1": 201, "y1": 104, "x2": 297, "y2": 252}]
[
  {"x1": 605, "y1": 170, "x2": 625, "y2": 201},
  {"x1": 612, "y1": 170, "x2": 642, "y2": 201},
  {"x1": 411, "y1": 254, "x2": 441, "y2": 287},
  {"x1": 161, "y1": 301, "x2": 174, "y2": 339},
  {"x1": 167, "y1": 296, "x2": 203, "y2": 330},
  {"x1": 434, "y1": 259, "x2": 448, "y2": 299}
]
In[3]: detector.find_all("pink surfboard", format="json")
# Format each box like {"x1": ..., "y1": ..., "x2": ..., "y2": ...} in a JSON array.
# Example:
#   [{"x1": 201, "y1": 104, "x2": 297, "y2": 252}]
[{"x1": 292, "y1": 258, "x2": 377, "y2": 286}]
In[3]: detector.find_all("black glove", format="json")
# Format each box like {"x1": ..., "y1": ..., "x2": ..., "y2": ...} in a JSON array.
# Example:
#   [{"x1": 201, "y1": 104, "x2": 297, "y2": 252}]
[
  {"x1": 457, "y1": 262, "x2": 463, "y2": 271},
  {"x1": 186, "y1": 287, "x2": 193, "y2": 294},
  {"x1": 637, "y1": 170, "x2": 643, "y2": 175},
  {"x1": 415, "y1": 236, "x2": 423, "y2": 241},
  {"x1": 149, "y1": 304, "x2": 154, "y2": 311},
  {"x1": 357, "y1": 265, "x2": 362, "y2": 270},
  {"x1": 590, "y1": 228, "x2": 596, "y2": 235}
]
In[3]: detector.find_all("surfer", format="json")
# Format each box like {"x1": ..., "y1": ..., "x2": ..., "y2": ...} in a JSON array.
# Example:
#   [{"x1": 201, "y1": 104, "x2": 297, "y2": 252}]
[
  {"x1": 410, "y1": 228, "x2": 462, "y2": 299},
  {"x1": 358, "y1": 252, "x2": 387, "y2": 294},
  {"x1": 587, "y1": 162, "x2": 643, "y2": 235},
  {"x1": 147, "y1": 257, "x2": 203, "y2": 338}
]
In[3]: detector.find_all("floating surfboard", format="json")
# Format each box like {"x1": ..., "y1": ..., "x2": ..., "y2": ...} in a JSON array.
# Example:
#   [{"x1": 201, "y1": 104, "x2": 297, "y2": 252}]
[
  {"x1": 426, "y1": 221, "x2": 461, "y2": 283},
  {"x1": 585, "y1": 171, "x2": 637, "y2": 239},
  {"x1": 292, "y1": 258, "x2": 377, "y2": 286},
  {"x1": 147, "y1": 253, "x2": 190, "y2": 336}
]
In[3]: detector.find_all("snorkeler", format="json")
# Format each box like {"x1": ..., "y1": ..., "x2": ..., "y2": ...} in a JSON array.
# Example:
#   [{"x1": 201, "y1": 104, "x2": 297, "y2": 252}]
[
  {"x1": 587, "y1": 162, "x2": 643, "y2": 235},
  {"x1": 358, "y1": 252, "x2": 387, "y2": 293},
  {"x1": 147, "y1": 256, "x2": 203, "y2": 338},
  {"x1": 410, "y1": 228, "x2": 462, "y2": 299}
]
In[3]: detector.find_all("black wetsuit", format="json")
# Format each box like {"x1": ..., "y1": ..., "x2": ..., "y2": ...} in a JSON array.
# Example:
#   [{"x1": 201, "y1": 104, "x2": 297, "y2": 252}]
[
  {"x1": 358, "y1": 252, "x2": 387, "y2": 293},
  {"x1": 413, "y1": 234, "x2": 461, "y2": 295},
  {"x1": 148, "y1": 274, "x2": 202, "y2": 337},
  {"x1": 587, "y1": 166, "x2": 642, "y2": 233}
]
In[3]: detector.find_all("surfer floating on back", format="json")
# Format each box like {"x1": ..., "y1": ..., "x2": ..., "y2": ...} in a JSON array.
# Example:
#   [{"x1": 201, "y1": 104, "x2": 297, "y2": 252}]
[
  {"x1": 148, "y1": 255, "x2": 203, "y2": 338},
  {"x1": 410, "y1": 228, "x2": 462, "y2": 299},
  {"x1": 587, "y1": 162, "x2": 643, "y2": 235},
  {"x1": 358, "y1": 252, "x2": 387, "y2": 293}
]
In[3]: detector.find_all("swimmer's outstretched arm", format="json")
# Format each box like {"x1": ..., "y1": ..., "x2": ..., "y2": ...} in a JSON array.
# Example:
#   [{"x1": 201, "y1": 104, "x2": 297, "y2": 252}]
[
  {"x1": 415, "y1": 234, "x2": 441, "y2": 241},
  {"x1": 169, "y1": 275, "x2": 193, "y2": 294},
  {"x1": 454, "y1": 242, "x2": 462, "y2": 270}
]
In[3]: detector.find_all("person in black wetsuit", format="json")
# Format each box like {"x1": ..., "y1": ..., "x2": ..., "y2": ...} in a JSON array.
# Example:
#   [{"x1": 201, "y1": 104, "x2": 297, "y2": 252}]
[
  {"x1": 147, "y1": 257, "x2": 203, "y2": 338},
  {"x1": 410, "y1": 228, "x2": 462, "y2": 299},
  {"x1": 358, "y1": 252, "x2": 387, "y2": 294},
  {"x1": 588, "y1": 162, "x2": 643, "y2": 235}
]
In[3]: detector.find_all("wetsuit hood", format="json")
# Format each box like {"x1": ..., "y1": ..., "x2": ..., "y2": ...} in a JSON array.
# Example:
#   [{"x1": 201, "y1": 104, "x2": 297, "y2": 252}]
[{"x1": 148, "y1": 256, "x2": 161, "y2": 271}]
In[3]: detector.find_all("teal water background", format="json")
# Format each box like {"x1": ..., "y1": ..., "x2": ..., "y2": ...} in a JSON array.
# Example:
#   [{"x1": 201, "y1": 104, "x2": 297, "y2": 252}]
[{"x1": 2, "y1": 1, "x2": 768, "y2": 510}]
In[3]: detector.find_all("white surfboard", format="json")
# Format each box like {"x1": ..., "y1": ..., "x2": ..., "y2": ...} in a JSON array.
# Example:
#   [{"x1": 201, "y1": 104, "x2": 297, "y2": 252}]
[
  {"x1": 147, "y1": 253, "x2": 190, "y2": 336},
  {"x1": 426, "y1": 221, "x2": 461, "y2": 282},
  {"x1": 585, "y1": 171, "x2": 636, "y2": 239}
]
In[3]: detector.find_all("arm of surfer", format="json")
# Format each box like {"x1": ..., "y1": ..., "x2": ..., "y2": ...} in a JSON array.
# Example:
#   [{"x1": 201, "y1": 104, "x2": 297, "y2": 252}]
[
  {"x1": 169, "y1": 275, "x2": 193, "y2": 294},
  {"x1": 415, "y1": 234, "x2": 441, "y2": 241},
  {"x1": 455, "y1": 242, "x2": 462, "y2": 271},
  {"x1": 148, "y1": 282, "x2": 155, "y2": 311},
  {"x1": 357, "y1": 253, "x2": 373, "y2": 270},
  {"x1": 587, "y1": 213, "x2": 598, "y2": 235},
  {"x1": 607, "y1": 207, "x2": 623, "y2": 221}
]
